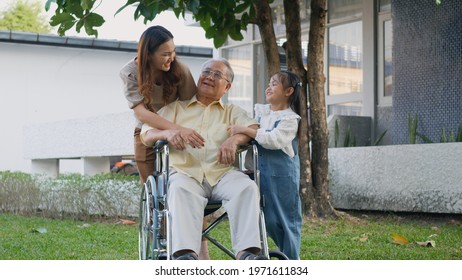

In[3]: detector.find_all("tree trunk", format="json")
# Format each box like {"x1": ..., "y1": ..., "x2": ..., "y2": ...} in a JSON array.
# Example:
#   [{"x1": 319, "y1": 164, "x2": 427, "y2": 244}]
[
  {"x1": 253, "y1": 0, "x2": 280, "y2": 76},
  {"x1": 282, "y1": 0, "x2": 314, "y2": 216},
  {"x1": 306, "y1": 0, "x2": 336, "y2": 217},
  {"x1": 254, "y1": 0, "x2": 336, "y2": 218}
]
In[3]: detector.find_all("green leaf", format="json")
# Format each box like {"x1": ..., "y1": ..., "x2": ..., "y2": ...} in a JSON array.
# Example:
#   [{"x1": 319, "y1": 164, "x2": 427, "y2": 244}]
[
  {"x1": 115, "y1": 0, "x2": 138, "y2": 16},
  {"x1": 449, "y1": 130, "x2": 455, "y2": 142},
  {"x1": 235, "y1": 2, "x2": 250, "y2": 14},
  {"x1": 57, "y1": 19, "x2": 76, "y2": 36},
  {"x1": 374, "y1": 130, "x2": 387, "y2": 146},
  {"x1": 85, "y1": 12, "x2": 105, "y2": 27},
  {"x1": 138, "y1": 3, "x2": 151, "y2": 20},
  {"x1": 83, "y1": 12, "x2": 105, "y2": 37},
  {"x1": 49, "y1": 12, "x2": 75, "y2": 27},
  {"x1": 76, "y1": 19, "x2": 84, "y2": 33},
  {"x1": 68, "y1": 0, "x2": 85, "y2": 18},
  {"x1": 81, "y1": 0, "x2": 94, "y2": 11},
  {"x1": 228, "y1": 25, "x2": 244, "y2": 41},
  {"x1": 416, "y1": 132, "x2": 433, "y2": 143},
  {"x1": 343, "y1": 125, "x2": 351, "y2": 147},
  {"x1": 188, "y1": 0, "x2": 201, "y2": 14},
  {"x1": 457, "y1": 123, "x2": 462, "y2": 142},
  {"x1": 213, "y1": 30, "x2": 228, "y2": 48},
  {"x1": 172, "y1": 7, "x2": 182, "y2": 18},
  {"x1": 200, "y1": 14, "x2": 211, "y2": 30},
  {"x1": 440, "y1": 127, "x2": 447, "y2": 143},
  {"x1": 240, "y1": 12, "x2": 250, "y2": 27},
  {"x1": 45, "y1": 0, "x2": 55, "y2": 12},
  {"x1": 204, "y1": 26, "x2": 216, "y2": 39}
]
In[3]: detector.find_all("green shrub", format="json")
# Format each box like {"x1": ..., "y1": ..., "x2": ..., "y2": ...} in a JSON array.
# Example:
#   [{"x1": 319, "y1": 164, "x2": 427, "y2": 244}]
[
  {"x1": 0, "y1": 171, "x2": 41, "y2": 215},
  {"x1": 0, "y1": 171, "x2": 140, "y2": 219}
]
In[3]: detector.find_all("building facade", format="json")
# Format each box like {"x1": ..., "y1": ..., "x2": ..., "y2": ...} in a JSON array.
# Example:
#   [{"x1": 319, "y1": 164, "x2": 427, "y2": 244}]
[
  {"x1": 218, "y1": 0, "x2": 461, "y2": 146},
  {"x1": 0, "y1": 31, "x2": 212, "y2": 175}
]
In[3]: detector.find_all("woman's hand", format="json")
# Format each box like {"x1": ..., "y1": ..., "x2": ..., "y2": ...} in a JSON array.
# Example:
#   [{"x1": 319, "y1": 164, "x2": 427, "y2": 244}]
[
  {"x1": 163, "y1": 130, "x2": 187, "y2": 150},
  {"x1": 179, "y1": 127, "x2": 205, "y2": 148}
]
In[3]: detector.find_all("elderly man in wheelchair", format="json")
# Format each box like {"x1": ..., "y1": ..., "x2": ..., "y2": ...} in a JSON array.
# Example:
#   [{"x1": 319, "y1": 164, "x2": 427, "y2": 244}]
[{"x1": 140, "y1": 58, "x2": 269, "y2": 260}]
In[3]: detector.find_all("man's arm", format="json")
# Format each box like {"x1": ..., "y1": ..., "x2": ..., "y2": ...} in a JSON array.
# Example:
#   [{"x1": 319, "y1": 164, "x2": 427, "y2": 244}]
[
  {"x1": 218, "y1": 124, "x2": 259, "y2": 165},
  {"x1": 141, "y1": 127, "x2": 186, "y2": 150}
]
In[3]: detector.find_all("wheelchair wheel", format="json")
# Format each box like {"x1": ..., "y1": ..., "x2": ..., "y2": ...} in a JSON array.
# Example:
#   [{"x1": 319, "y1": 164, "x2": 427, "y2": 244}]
[
  {"x1": 268, "y1": 250, "x2": 289, "y2": 260},
  {"x1": 138, "y1": 176, "x2": 159, "y2": 260}
]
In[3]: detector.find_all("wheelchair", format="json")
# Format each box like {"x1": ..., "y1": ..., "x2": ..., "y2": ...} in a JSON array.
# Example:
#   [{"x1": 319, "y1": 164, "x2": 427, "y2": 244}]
[{"x1": 138, "y1": 140, "x2": 288, "y2": 260}]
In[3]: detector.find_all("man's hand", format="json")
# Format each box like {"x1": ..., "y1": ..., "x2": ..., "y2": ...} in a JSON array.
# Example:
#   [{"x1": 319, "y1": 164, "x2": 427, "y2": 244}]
[{"x1": 217, "y1": 137, "x2": 238, "y2": 165}]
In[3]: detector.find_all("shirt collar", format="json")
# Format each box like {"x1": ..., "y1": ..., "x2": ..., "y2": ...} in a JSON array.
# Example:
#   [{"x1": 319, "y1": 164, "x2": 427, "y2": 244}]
[{"x1": 187, "y1": 95, "x2": 225, "y2": 109}]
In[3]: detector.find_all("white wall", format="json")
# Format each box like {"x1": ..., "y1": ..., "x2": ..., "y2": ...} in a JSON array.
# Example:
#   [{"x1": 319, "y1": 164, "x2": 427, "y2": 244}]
[{"x1": 0, "y1": 40, "x2": 209, "y2": 173}]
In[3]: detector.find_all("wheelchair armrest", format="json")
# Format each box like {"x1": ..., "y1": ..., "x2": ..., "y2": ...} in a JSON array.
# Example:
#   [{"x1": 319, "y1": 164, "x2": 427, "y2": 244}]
[
  {"x1": 237, "y1": 140, "x2": 257, "y2": 152},
  {"x1": 154, "y1": 139, "x2": 168, "y2": 150}
]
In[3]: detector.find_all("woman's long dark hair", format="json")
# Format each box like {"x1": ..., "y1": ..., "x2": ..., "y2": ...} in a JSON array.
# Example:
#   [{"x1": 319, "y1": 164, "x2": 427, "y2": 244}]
[{"x1": 137, "y1": 26, "x2": 183, "y2": 108}]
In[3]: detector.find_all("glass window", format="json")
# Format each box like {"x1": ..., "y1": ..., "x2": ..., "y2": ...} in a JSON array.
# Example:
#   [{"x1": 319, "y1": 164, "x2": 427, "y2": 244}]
[
  {"x1": 255, "y1": 44, "x2": 267, "y2": 105},
  {"x1": 221, "y1": 46, "x2": 253, "y2": 115},
  {"x1": 328, "y1": 0, "x2": 362, "y2": 22},
  {"x1": 328, "y1": 21, "x2": 363, "y2": 96},
  {"x1": 328, "y1": 102, "x2": 362, "y2": 116},
  {"x1": 383, "y1": 20, "x2": 393, "y2": 97}
]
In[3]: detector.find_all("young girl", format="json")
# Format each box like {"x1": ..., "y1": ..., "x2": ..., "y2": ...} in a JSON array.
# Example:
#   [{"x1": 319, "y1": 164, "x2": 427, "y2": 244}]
[
  {"x1": 119, "y1": 26, "x2": 208, "y2": 259},
  {"x1": 228, "y1": 70, "x2": 302, "y2": 260}
]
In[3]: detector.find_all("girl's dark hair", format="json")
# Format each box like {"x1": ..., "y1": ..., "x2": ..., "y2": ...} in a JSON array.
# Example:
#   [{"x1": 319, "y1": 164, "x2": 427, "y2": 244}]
[
  {"x1": 137, "y1": 26, "x2": 183, "y2": 108},
  {"x1": 271, "y1": 70, "x2": 302, "y2": 116}
]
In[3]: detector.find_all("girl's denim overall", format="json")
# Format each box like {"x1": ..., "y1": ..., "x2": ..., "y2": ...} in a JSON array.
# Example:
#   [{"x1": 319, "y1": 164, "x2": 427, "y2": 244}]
[{"x1": 257, "y1": 122, "x2": 302, "y2": 260}]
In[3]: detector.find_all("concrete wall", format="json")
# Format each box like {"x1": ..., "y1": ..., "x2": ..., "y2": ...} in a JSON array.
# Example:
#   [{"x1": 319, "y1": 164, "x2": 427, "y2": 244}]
[{"x1": 329, "y1": 143, "x2": 462, "y2": 214}]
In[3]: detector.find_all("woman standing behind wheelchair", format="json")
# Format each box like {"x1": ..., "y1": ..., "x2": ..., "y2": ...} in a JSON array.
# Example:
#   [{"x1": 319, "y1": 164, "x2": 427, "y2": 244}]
[
  {"x1": 228, "y1": 70, "x2": 303, "y2": 260},
  {"x1": 119, "y1": 25, "x2": 209, "y2": 259}
]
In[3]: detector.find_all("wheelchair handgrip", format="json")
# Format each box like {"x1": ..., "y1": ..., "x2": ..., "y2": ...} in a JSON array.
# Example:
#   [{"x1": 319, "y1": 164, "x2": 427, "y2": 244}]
[
  {"x1": 154, "y1": 140, "x2": 168, "y2": 150},
  {"x1": 237, "y1": 140, "x2": 257, "y2": 152}
]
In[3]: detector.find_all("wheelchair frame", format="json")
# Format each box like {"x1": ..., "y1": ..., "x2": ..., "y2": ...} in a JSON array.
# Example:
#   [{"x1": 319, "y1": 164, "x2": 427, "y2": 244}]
[{"x1": 138, "y1": 140, "x2": 288, "y2": 260}]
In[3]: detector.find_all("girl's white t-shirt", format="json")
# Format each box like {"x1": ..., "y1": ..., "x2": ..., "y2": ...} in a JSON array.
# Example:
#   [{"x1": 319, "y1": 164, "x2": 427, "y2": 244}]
[{"x1": 254, "y1": 104, "x2": 300, "y2": 157}]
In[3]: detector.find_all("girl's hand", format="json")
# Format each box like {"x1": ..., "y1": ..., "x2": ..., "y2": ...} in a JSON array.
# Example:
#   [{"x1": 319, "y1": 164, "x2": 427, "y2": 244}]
[{"x1": 179, "y1": 127, "x2": 205, "y2": 148}]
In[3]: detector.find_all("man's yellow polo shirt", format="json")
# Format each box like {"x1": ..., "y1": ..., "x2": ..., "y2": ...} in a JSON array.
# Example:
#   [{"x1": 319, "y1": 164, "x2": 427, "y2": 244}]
[{"x1": 141, "y1": 95, "x2": 258, "y2": 186}]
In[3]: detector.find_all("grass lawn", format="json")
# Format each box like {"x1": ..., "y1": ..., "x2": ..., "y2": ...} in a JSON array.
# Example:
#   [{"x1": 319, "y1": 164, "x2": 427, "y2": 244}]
[
  {"x1": 1, "y1": 211, "x2": 461, "y2": 260},
  {"x1": 0, "y1": 214, "x2": 138, "y2": 260}
]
